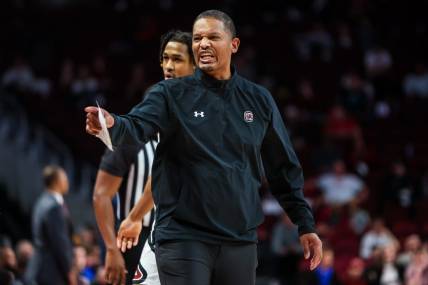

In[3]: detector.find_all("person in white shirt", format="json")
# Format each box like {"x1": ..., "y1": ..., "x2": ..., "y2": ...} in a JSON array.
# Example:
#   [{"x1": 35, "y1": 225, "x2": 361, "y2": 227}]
[
  {"x1": 318, "y1": 159, "x2": 368, "y2": 207},
  {"x1": 360, "y1": 218, "x2": 398, "y2": 260}
]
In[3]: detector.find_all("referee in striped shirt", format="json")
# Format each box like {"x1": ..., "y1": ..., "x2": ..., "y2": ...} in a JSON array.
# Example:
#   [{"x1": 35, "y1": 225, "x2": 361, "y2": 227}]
[{"x1": 92, "y1": 30, "x2": 195, "y2": 285}]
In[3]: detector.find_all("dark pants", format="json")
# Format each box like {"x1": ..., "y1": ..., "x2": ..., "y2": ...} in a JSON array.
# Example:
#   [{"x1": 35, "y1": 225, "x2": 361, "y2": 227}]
[
  {"x1": 123, "y1": 227, "x2": 151, "y2": 285},
  {"x1": 155, "y1": 240, "x2": 257, "y2": 285}
]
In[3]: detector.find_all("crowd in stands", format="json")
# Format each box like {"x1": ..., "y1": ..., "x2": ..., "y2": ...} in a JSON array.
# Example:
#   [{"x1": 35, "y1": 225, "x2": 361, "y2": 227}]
[
  {"x1": 1, "y1": 0, "x2": 428, "y2": 284},
  {"x1": 0, "y1": 227, "x2": 107, "y2": 285}
]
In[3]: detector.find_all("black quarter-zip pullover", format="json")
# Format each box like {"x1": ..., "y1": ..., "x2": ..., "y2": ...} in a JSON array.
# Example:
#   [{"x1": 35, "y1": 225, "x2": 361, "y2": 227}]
[{"x1": 110, "y1": 68, "x2": 315, "y2": 245}]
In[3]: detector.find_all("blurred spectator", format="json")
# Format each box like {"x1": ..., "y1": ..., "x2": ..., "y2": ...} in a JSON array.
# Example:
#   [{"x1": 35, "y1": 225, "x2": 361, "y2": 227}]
[
  {"x1": 373, "y1": 100, "x2": 391, "y2": 119},
  {"x1": 297, "y1": 79, "x2": 315, "y2": 102},
  {"x1": 364, "y1": 45, "x2": 392, "y2": 78},
  {"x1": 349, "y1": 203, "x2": 371, "y2": 235},
  {"x1": 396, "y1": 234, "x2": 422, "y2": 267},
  {"x1": 262, "y1": 193, "x2": 285, "y2": 218},
  {"x1": 71, "y1": 65, "x2": 98, "y2": 95},
  {"x1": 292, "y1": 78, "x2": 325, "y2": 118},
  {"x1": 360, "y1": 219, "x2": 398, "y2": 260},
  {"x1": 258, "y1": 193, "x2": 285, "y2": 277},
  {"x1": 403, "y1": 63, "x2": 428, "y2": 98},
  {"x1": 85, "y1": 246, "x2": 101, "y2": 281},
  {"x1": 315, "y1": 222, "x2": 334, "y2": 242},
  {"x1": 323, "y1": 105, "x2": 365, "y2": 158},
  {"x1": 0, "y1": 236, "x2": 12, "y2": 249},
  {"x1": 75, "y1": 226, "x2": 98, "y2": 249},
  {"x1": 381, "y1": 161, "x2": 420, "y2": 217},
  {"x1": 336, "y1": 23, "x2": 353, "y2": 50},
  {"x1": 125, "y1": 63, "x2": 148, "y2": 104},
  {"x1": 422, "y1": 169, "x2": 428, "y2": 198},
  {"x1": 1, "y1": 57, "x2": 34, "y2": 93},
  {"x1": 1, "y1": 57, "x2": 51, "y2": 98},
  {"x1": 364, "y1": 244, "x2": 404, "y2": 285},
  {"x1": 59, "y1": 59, "x2": 75, "y2": 94},
  {"x1": 92, "y1": 54, "x2": 110, "y2": 91},
  {"x1": 91, "y1": 267, "x2": 107, "y2": 285},
  {"x1": 0, "y1": 244, "x2": 18, "y2": 277},
  {"x1": 234, "y1": 46, "x2": 257, "y2": 81},
  {"x1": 318, "y1": 159, "x2": 368, "y2": 208},
  {"x1": 282, "y1": 103, "x2": 309, "y2": 153},
  {"x1": 295, "y1": 23, "x2": 334, "y2": 62},
  {"x1": 134, "y1": 15, "x2": 159, "y2": 42},
  {"x1": 339, "y1": 71, "x2": 374, "y2": 119},
  {"x1": 30, "y1": 78, "x2": 51, "y2": 98},
  {"x1": 310, "y1": 139, "x2": 342, "y2": 174},
  {"x1": 342, "y1": 257, "x2": 367, "y2": 285},
  {"x1": 364, "y1": 44, "x2": 394, "y2": 101},
  {"x1": 421, "y1": 169, "x2": 428, "y2": 199},
  {"x1": 271, "y1": 214, "x2": 302, "y2": 285},
  {"x1": 72, "y1": 246, "x2": 90, "y2": 285},
  {"x1": 70, "y1": 64, "x2": 101, "y2": 108},
  {"x1": 14, "y1": 240, "x2": 33, "y2": 282},
  {"x1": 405, "y1": 249, "x2": 428, "y2": 285},
  {"x1": 299, "y1": 247, "x2": 341, "y2": 285}
]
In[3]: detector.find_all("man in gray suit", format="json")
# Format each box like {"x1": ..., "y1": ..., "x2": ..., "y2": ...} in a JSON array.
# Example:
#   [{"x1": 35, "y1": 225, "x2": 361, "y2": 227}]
[{"x1": 25, "y1": 165, "x2": 74, "y2": 285}]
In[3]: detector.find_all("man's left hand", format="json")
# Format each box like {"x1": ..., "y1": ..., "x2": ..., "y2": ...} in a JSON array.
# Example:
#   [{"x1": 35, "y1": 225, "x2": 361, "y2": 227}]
[
  {"x1": 299, "y1": 233, "x2": 323, "y2": 270},
  {"x1": 116, "y1": 217, "x2": 142, "y2": 253}
]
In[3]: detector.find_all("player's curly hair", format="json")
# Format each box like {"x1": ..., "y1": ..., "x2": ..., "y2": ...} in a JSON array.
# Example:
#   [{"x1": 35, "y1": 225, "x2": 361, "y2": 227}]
[{"x1": 159, "y1": 30, "x2": 194, "y2": 64}]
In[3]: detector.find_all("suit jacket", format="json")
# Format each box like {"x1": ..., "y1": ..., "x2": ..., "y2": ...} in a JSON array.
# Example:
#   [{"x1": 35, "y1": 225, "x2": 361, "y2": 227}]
[{"x1": 25, "y1": 192, "x2": 73, "y2": 285}]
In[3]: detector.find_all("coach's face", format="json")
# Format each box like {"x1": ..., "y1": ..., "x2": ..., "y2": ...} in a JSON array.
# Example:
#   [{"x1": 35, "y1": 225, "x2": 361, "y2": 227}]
[{"x1": 192, "y1": 17, "x2": 240, "y2": 80}]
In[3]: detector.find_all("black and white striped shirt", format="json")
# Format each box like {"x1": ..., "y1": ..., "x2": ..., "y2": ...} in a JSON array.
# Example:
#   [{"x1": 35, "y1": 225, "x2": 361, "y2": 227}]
[{"x1": 99, "y1": 139, "x2": 158, "y2": 227}]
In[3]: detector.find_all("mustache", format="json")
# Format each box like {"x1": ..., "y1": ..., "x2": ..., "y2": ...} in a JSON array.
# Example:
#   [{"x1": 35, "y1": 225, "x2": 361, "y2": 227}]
[{"x1": 198, "y1": 49, "x2": 215, "y2": 55}]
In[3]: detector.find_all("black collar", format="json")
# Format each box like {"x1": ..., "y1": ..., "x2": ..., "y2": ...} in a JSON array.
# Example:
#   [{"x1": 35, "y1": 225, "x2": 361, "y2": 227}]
[{"x1": 194, "y1": 66, "x2": 237, "y2": 89}]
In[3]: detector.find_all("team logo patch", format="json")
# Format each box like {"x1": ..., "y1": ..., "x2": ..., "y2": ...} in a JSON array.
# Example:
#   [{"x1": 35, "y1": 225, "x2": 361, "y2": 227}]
[
  {"x1": 244, "y1": 111, "x2": 254, "y2": 122},
  {"x1": 132, "y1": 263, "x2": 148, "y2": 284}
]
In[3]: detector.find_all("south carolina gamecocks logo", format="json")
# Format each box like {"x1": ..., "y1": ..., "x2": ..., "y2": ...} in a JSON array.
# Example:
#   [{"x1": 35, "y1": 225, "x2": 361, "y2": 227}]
[{"x1": 244, "y1": 111, "x2": 254, "y2": 122}]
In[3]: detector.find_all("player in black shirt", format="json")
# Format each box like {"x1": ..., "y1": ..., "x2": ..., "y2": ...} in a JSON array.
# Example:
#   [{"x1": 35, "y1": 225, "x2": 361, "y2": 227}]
[
  {"x1": 87, "y1": 10, "x2": 322, "y2": 285},
  {"x1": 92, "y1": 30, "x2": 195, "y2": 285}
]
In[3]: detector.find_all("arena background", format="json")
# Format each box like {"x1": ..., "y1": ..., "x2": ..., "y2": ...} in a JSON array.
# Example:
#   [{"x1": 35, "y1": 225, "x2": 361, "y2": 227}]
[{"x1": 1, "y1": 0, "x2": 428, "y2": 284}]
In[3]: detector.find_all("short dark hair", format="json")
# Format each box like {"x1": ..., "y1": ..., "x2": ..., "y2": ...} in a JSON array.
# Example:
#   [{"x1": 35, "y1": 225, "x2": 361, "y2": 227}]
[
  {"x1": 194, "y1": 10, "x2": 236, "y2": 38},
  {"x1": 43, "y1": 165, "x2": 62, "y2": 188},
  {"x1": 159, "y1": 30, "x2": 194, "y2": 64}
]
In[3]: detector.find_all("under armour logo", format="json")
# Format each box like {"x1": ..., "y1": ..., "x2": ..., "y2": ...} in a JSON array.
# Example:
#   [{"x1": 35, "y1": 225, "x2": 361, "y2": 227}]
[{"x1": 194, "y1": 111, "x2": 205, "y2": 117}]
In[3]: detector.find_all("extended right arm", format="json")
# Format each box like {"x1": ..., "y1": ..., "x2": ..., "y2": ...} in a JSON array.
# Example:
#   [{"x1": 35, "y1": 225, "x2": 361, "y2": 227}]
[{"x1": 85, "y1": 83, "x2": 169, "y2": 148}]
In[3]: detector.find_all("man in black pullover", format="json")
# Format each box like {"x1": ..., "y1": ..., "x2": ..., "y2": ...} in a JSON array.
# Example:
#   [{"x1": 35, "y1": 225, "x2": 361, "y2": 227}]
[{"x1": 86, "y1": 9, "x2": 322, "y2": 285}]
